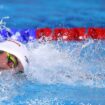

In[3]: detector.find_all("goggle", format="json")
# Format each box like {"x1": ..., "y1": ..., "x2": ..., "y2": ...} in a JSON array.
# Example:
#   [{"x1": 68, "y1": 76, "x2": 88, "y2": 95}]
[
  {"x1": 7, "y1": 53, "x2": 18, "y2": 68},
  {"x1": 0, "y1": 50, "x2": 18, "y2": 68}
]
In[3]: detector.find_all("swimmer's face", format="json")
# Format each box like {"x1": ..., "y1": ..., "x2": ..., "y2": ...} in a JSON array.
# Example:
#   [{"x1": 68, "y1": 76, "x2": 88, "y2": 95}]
[{"x1": 0, "y1": 51, "x2": 17, "y2": 70}]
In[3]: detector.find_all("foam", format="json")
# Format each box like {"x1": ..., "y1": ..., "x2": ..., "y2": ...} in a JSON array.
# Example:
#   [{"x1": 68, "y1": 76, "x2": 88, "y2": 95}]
[{"x1": 25, "y1": 40, "x2": 105, "y2": 88}]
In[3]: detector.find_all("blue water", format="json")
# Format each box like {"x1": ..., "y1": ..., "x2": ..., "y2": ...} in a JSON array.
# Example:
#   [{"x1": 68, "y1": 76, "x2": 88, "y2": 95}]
[
  {"x1": 0, "y1": 0, "x2": 105, "y2": 28},
  {"x1": 0, "y1": 0, "x2": 105, "y2": 105}
]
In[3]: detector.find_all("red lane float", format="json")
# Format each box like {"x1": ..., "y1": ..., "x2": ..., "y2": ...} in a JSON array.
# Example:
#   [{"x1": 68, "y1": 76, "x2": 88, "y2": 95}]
[
  {"x1": 36, "y1": 28, "x2": 52, "y2": 39},
  {"x1": 53, "y1": 28, "x2": 86, "y2": 41},
  {"x1": 88, "y1": 28, "x2": 105, "y2": 39},
  {"x1": 36, "y1": 28, "x2": 86, "y2": 41},
  {"x1": 36, "y1": 28, "x2": 105, "y2": 41}
]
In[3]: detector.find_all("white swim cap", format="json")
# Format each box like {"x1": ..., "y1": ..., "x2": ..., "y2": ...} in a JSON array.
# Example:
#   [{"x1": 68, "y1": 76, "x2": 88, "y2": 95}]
[{"x1": 0, "y1": 40, "x2": 29, "y2": 70}]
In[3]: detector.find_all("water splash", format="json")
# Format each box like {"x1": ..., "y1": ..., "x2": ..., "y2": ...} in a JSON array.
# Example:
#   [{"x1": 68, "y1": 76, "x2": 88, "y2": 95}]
[{"x1": 25, "y1": 40, "x2": 105, "y2": 88}]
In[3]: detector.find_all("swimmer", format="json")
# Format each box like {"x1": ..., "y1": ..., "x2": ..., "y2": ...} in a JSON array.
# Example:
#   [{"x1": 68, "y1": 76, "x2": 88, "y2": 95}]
[{"x1": 0, "y1": 40, "x2": 29, "y2": 73}]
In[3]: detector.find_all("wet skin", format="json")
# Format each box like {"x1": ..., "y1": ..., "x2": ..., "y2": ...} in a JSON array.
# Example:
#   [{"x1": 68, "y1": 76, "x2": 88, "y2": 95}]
[{"x1": 0, "y1": 52, "x2": 23, "y2": 72}]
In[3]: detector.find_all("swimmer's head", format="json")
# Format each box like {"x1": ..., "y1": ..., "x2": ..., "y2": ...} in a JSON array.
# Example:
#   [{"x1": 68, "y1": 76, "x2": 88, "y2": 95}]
[{"x1": 0, "y1": 40, "x2": 29, "y2": 72}]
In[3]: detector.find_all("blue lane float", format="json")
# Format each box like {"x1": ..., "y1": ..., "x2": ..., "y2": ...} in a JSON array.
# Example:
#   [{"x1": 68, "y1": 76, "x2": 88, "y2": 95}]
[
  {"x1": 0, "y1": 29, "x2": 13, "y2": 41},
  {"x1": 17, "y1": 29, "x2": 36, "y2": 43},
  {"x1": 0, "y1": 29, "x2": 36, "y2": 43}
]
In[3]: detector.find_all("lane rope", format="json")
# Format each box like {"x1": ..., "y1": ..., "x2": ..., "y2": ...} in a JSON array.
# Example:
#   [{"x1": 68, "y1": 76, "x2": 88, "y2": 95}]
[{"x1": 0, "y1": 28, "x2": 105, "y2": 42}]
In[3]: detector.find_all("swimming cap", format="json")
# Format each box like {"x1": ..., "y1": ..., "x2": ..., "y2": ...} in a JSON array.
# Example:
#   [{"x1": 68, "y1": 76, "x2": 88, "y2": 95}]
[{"x1": 0, "y1": 40, "x2": 29, "y2": 71}]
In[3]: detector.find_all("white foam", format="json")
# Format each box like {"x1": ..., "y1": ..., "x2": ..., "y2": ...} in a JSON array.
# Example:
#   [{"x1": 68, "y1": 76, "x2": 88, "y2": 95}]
[{"x1": 25, "y1": 41, "x2": 105, "y2": 87}]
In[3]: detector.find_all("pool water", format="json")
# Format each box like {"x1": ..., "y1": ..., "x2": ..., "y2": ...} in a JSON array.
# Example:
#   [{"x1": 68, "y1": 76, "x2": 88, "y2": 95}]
[{"x1": 0, "y1": 0, "x2": 105, "y2": 105}]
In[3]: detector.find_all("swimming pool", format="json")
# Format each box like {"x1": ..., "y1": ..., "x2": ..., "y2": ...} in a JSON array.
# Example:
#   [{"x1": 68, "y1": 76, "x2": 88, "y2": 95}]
[{"x1": 0, "y1": 0, "x2": 105, "y2": 105}]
